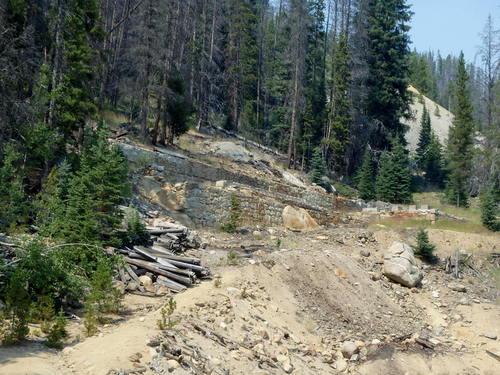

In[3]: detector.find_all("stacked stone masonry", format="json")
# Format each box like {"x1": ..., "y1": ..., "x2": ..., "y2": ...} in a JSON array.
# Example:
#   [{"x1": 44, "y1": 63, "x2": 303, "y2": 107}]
[{"x1": 119, "y1": 142, "x2": 339, "y2": 227}]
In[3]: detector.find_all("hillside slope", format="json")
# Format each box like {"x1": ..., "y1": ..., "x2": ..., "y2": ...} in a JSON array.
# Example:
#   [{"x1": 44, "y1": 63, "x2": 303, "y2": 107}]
[{"x1": 403, "y1": 86, "x2": 454, "y2": 151}]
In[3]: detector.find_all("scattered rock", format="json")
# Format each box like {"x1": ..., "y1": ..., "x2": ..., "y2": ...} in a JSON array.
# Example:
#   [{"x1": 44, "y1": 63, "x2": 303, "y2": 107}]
[
  {"x1": 341, "y1": 341, "x2": 359, "y2": 359},
  {"x1": 432, "y1": 291, "x2": 440, "y2": 298},
  {"x1": 126, "y1": 281, "x2": 139, "y2": 292},
  {"x1": 147, "y1": 337, "x2": 161, "y2": 347},
  {"x1": 282, "y1": 205, "x2": 319, "y2": 231},
  {"x1": 129, "y1": 353, "x2": 142, "y2": 363},
  {"x1": 483, "y1": 333, "x2": 497, "y2": 340},
  {"x1": 448, "y1": 282, "x2": 467, "y2": 292},
  {"x1": 335, "y1": 358, "x2": 348, "y2": 372},
  {"x1": 112, "y1": 280, "x2": 126, "y2": 295},
  {"x1": 383, "y1": 242, "x2": 423, "y2": 288},
  {"x1": 458, "y1": 297, "x2": 470, "y2": 305},
  {"x1": 215, "y1": 180, "x2": 227, "y2": 188},
  {"x1": 166, "y1": 359, "x2": 180, "y2": 371},
  {"x1": 360, "y1": 250, "x2": 371, "y2": 257}
]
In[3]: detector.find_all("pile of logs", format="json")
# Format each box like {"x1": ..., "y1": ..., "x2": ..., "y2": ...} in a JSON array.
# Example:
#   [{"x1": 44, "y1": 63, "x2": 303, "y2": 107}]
[{"x1": 115, "y1": 224, "x2": 209, "y2": 293}]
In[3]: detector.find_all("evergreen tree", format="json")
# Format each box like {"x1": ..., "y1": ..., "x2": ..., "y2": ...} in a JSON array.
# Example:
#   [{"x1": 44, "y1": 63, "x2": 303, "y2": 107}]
[
  {"x1": 365, "y1": 0, "x2": 413, "y2": 149},
  {"x1": 415, "y1": 105, "x2": 431, "y2": 170},
  {"x1": 37, "y1": 132, "x2": 130, "y2": 244},
  {"x1": 55, "y1": 0, "x2": 102, "y2": 145},
  {"x1": 357, "y1": 148, "x2": 375, "y2": 201},
  {"x1": 425, "y1": 132, "x2": 444, "y2": 186},
  {"x1": 375, "y1": 138, "x2": 412, "y2": 203},
  {"x1": 325, "y1": 32, "x2": 351, "y2": 174},
  {"x1": 445, "y1": 52, "x2": 475, "y2": 207},
  {"x1": 36, "y1": 160, "x2": 73, "y2": 237},
  {"x1": 480, "y1": 183, "x2": 499, "y2": 232},
  {"x1": 0, "y1": 144, "x2": 28, "y2": 231},
  {"x1": 300, "y1": 0, "x2": 327, "y2": 165},
  {"x1": 224, "y1": 0, "x2": 259, "y2": 131},
  {"x1": 412, "y1": 229, "x2": 436, "y2": 261},
  {"x1": 309, "y1": 147, "x2": 326, "y2": 185}
]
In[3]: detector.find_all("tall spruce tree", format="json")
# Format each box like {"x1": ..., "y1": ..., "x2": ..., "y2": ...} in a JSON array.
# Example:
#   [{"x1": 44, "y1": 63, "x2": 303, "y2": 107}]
[
  {"x1": 55, "y1": 0, "x2": 102, "y2": 145},
  {"x1": 425, "y1": 132, "x2": 444, "y2": 186},
  {"x1": 445, "y1": 52, "x2": 475, "y2": 207},
  {"x1": 300, "y1": 0, "x2": 327, "y2": 167},
  {"x1": 225, "y1": 0, "x2": 259, "y2": 131},
  {"x1": 365, "y1": 0, "x2": 413, "y2": 149},
  {"x1": 375, "y1": 137, "x2": 412, "y2": 203},
  {"x1": 325, "y1": 32, "x2": 351, "y2": 174},
  {"x1": 415, "y1": 105, "x2": 432, "y2": 170},
  {"x1": 309, "y1": 147, "x2": 326, "y2": 185},
  {"x1": 357, "y1": 148, "x2": 375, "y2": 201}
]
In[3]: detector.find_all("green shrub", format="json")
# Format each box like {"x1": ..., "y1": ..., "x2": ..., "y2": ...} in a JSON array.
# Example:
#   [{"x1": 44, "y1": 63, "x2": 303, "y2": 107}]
[
  {"x1": 1, "y1": 270, "x2": 31, "y2": 345},
  {"x1": 45, "y1": 310, "x2": 67, "y2": 349},
  {"x1": 83, "y1": 303, "x2": 99, "y2": 337},
  {"x1": 220, "y1": 194, "x2": 241, "y2": 233},
  {"x1": 126, "y1": 208, "x2": 149, "y2": 245},
  {"x1": 227, "y1": 250, "x2": 238, "y2": 265},
  {"x1": 157, "y1": 298, "x2": 179, "y2": 330},
  {"x1": 412, "y1": 229, "x2": 436, "y2": 261},
  {"x1": 87, "y1": 259, "x2": 123, "y2": 315}
]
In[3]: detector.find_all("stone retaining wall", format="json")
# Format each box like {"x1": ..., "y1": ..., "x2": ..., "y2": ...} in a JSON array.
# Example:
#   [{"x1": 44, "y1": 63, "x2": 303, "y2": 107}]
[{"x1": 120, "y1": 142, "x2": 340, "y2": 227}]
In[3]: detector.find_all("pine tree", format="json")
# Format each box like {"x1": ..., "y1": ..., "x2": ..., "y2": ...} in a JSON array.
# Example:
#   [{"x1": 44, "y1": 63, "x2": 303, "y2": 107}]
[
  {"x1": 36, "y1": 160, "x2": 72, "y2": 237},
  {"x1": 375, "y1": 138, "x2": 412, "y2": 203},
  {"x1": 425, "y1": 132, "x2": 444, "y2": 186},
  {"x1": 416, "y1": 105, "x2": 431, "y2": 170},
  {"x1": 309, "y1": 147, "x2": 326, "y2": 185},
  {"x1": 0, "y1": 144, "x2": 28, "y2": 231},
  {"x1": 300, "y1": 0, "x2": 327, "y2": 165},
  {"x1": 37, "y1": 132, "x2": 130, "y2": 245},
  {"x1": 325, "y1": 32, "x2": 351, "y2": 173},
  {"x1": 480, "y1": 184, "x2": 499, "y2": 232},
  {"x1": 225, "y1": 0, "x2": 259, "y2": 131},
  {"x1": 365, "y1": 0, "x2": 413, "y2": 148},
  {"x1": 412, "y1": 229, "x2": 436, "y2": 261},
  {"x1": 55, "y1": 0, "x2": 102, "y2": 144},
  {"x1": 445, "y1": 52, "x2": 475, "y2": 207},
  {"x1": 357, "y1": 148, "x2": 375, "y2": 201}
]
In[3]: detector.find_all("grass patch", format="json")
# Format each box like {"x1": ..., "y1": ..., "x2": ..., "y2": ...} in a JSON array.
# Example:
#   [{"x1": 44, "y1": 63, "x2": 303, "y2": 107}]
[
  {"x1": 334, "y1": 181, "x2": 359, "y2": 199},
  {"x1": 369, "y1": 216, "x2": 492, "y2": 234},
  {"x1": 413, "y1": 192, "x2": 482, "y2": 224},
  {"x1": 100, "y1": 110, "x2": 128, "y2": 128}
]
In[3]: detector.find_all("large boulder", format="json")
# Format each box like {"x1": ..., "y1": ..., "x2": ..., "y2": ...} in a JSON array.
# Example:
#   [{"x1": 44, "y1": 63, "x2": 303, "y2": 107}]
[
  {"x1": 282, "y1": 206, "x2": 319, "y2": 231},
  {"x1": 210, "y1": 141, "x2": 254, "y2": 163},
  {"x1": 383, "y1": 242, "x2": 422, "y2": 287}
]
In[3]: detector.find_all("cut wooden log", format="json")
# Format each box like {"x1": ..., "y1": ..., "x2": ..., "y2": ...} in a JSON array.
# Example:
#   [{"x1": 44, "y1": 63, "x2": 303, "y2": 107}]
[
  {"x1": 146, "y1": 227, "x2": 186, "y2": 235},
  {"x1": 124, "y1": 265, "x2": 146, "y2": 292},
  {"x1": 124, "y1": 257, "x2": 193, "y2": 285},
  {"x1": 156, "y1": 275, "x2": 187, "y2": 292},
  {"x1": 134, "y1": 246, "x2": 201, "y2": 265}
]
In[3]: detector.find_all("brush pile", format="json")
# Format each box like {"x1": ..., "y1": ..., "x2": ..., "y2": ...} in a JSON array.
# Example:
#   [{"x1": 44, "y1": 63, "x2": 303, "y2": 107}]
[{"x1": 115, "y1": 224, "x2": 209, "y2": 294}]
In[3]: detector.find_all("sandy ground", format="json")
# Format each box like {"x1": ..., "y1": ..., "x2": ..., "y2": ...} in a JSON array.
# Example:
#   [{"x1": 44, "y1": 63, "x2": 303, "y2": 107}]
[{"x1": 0, "y1": 226, "x2": 498, "y2": 375}]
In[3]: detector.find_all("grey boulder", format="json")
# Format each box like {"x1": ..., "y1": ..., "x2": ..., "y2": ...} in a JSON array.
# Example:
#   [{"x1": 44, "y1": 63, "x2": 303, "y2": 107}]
[{"x1": 383, "y1": 242, "x2": 423, "y2": 287}]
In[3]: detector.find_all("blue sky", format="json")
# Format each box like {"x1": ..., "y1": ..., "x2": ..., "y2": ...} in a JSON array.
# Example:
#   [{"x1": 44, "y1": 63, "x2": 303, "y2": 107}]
[{"x1": 408, "y1": 0, "x2": 500, "y2": 63}]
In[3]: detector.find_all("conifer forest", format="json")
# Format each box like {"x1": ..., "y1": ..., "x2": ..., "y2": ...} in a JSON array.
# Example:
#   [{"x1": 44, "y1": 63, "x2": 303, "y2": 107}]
[{"x1": 0, "y1": 0, "x2": 499, "y2": 364}]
